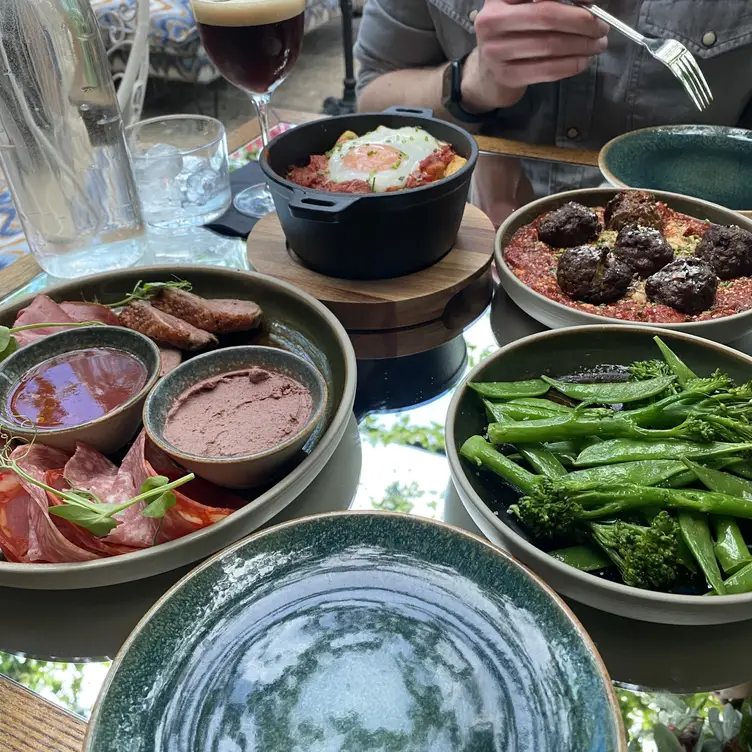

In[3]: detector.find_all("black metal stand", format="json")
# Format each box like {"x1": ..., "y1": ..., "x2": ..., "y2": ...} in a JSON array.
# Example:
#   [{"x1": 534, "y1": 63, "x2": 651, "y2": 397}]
[{"x1": 322, "y1": 0, "x2": 358, "y2": 115}]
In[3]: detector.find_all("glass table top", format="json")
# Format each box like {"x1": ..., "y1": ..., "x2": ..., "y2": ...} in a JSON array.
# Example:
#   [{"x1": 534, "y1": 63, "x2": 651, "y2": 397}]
[{"x1": 3, "y1": 183, "x2": 752, "y2": 751}]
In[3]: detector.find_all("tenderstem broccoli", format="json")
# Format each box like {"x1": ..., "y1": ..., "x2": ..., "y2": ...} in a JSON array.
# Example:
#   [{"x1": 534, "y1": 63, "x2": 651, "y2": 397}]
[
  {"x1": 510, "y1": 480, "x2": 752, "y2": 539},
  {"x1": 587, "y1": 512, "x2": 681, "y2": 590}
]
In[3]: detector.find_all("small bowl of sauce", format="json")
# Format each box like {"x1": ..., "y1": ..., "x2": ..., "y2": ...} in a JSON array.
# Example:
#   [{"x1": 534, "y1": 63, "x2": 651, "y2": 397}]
[{"x1": 0, "y1": 327, "x2": 161, "y2": 454}]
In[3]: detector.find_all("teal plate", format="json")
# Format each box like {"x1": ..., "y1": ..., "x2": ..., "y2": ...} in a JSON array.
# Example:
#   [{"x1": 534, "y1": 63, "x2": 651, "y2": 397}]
[
  {"x1": 85, "y1": 512, "x2": 625, "y2": 752},
  {"x1": 599, "y1": 125, "x2": 752, "y2": 212}
]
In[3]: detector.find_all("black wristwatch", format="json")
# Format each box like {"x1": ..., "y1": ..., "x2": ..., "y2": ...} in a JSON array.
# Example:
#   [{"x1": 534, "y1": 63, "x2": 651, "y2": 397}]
[{"x1": 441, "y1": 52, "x2": 497, "y2": 123}]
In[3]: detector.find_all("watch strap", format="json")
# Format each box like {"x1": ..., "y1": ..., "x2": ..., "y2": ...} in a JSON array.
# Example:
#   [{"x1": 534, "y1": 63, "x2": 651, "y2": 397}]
[{"x1": 444, "y1": 54, "x2": 498, "y2": 124}]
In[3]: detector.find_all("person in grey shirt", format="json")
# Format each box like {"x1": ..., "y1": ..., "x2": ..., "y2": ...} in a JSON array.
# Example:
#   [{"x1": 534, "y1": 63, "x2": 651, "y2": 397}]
[{"x1": 355, "y1": 0, "x2": 752, "y2": 223}]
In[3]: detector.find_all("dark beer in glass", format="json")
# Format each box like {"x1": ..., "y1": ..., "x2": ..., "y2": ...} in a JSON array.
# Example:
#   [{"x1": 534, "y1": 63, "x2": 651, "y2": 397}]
[{"x1": 192, "y1": 0, "x2": 305, "y2": 217}]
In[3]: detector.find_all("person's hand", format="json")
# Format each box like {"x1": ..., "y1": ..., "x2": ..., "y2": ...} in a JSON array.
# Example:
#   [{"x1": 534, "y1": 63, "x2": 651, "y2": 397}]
[{"x1": 461, "y1": 0, "x2": 610, "y2": 111}]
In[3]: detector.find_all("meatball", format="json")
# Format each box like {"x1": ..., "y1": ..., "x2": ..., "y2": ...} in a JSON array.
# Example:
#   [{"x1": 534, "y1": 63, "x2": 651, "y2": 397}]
[
  {"x1": 538, "y1": 202, "x2": 602, "y2": 248},
  {"x1": 604, "y1": 190, "x2": 662, "y2": 232},
  {"x1": 645, "y1": 257, "x2": 718, "y2": 315},
  {"x1": 612, "y1": 224, "x2": 674, "y2": 278},
  {"x1": 694, "y1": 224, "x2": 752, "y2": 280},
  {"x1": 557, "y1": 245, "x2": 633, "y2": 304}
]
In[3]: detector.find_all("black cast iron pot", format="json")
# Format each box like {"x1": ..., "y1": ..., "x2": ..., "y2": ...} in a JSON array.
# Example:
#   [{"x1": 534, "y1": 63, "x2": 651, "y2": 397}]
[{"x1": 260, "y1": 107, "x2": 479, "y2": 280}]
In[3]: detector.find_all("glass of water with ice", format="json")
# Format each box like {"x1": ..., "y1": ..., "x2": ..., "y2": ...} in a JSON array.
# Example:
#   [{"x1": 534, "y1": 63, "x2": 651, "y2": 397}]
[{"x1": 127, "y1": 115, "x2": 233, "y2": 262}]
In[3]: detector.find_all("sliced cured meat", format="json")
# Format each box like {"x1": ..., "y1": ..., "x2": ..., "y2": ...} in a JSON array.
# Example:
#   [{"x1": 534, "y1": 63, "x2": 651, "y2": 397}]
[
  {"x1": 12, "y1": 295, "x2": 77, "y2": 347},
  {"x1": 44, "y1": 470, "x2": 137, "y2": 557},
  {"x1": 143, "y1": 439, "x2": 240, "y2": 542},
  {"x1": 59, "y1": 301, "x2": 120, "y2": 326},
  {"x1": 153, "y1": 288, "x2": 263, "y2": 334},
  {"x1": 119, "y1": 301, "x2": 218, "y2": 351},
  {"x1": 159, "y1": 347, "x2": 182, "y2": 378},
  {"x1": 0, "y1": 472, "x2": 33, "y2": 562},
  {"x1": 64, "y1": 436, "x2": 158, "y2": 549},
  {"x1": 10, "y1": 444, "x2": 98, "y2": 563}
]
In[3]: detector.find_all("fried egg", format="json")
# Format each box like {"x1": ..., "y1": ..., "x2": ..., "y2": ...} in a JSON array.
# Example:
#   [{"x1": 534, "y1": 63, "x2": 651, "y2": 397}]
[{"x1": 327, "y1": 126, "x2": 443, "y2": 192}]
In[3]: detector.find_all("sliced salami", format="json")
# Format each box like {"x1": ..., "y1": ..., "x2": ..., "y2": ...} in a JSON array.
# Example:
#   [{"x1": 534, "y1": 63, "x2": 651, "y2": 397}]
[
  {"x1": 10, "y1": 444, "x2": 98, "y2": 563},
  {"x1": 45, "y1": 470, "x2": 137, "y2": 557},
  {"x1": 143, "y1": 439, "x2": 239, "y2": 542},
  {"x1": 0, "y1": 472, "x2": 33, "y2": 562},
  {"x1": 64, "y1": 436, "x2": 158, "y2": 549}
]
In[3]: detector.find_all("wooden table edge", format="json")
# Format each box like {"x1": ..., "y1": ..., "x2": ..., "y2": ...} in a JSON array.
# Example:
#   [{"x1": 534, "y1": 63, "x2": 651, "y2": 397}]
[{"x1": 0, "y1": 675, "x2": 87, "y2": 751}]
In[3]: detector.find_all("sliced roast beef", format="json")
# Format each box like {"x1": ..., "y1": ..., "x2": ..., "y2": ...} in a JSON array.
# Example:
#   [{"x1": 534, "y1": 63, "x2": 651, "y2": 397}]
[
  {"x1": 59, "y1": 301, "x2": 120, "y2": 325},
  {"x1": 158, "y1": 347, "x2": 183, "y2": 377},
  {"x1": 119, "y1": 301, "x2": 218, "y2": 351},
  {"x1": 12, "y1": 295, "x2": 77, "y2": 347},
  {"x1": 153, "y1": 288, "x2": 263, "y2": 334}
]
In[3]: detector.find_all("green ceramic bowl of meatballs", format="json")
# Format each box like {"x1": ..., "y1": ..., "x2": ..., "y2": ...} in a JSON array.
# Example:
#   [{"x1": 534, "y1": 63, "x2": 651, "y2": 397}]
[{"x1": 495, "y1": 187, "x2": 752, "y2": 343}]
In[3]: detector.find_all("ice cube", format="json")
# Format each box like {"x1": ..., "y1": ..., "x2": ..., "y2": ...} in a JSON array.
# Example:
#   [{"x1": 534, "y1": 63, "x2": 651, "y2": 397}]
[
  {"x1": 178, "y1": 159, "x2": 222, "y2": 207},
  {"x1": 139, "y1": 143, "x2": 184, "y2": 181}
]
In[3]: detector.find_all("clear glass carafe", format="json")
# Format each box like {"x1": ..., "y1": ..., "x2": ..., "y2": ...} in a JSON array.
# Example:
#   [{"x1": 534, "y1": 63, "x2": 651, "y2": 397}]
[{"x1": 0, "y1": 0, "x2": 147, "y2": 278}]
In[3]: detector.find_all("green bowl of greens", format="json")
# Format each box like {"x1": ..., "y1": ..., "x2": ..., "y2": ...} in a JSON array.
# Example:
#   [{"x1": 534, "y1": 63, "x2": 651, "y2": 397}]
[{"x1": 446, "y1": 325, "x2": 752, "y2": 625}]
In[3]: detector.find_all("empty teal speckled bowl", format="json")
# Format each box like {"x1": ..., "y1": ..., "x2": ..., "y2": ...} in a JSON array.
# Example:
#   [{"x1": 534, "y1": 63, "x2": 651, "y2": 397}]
[
  {"x1": 600, "y1": 125, "x2": 752, "y2": 212},
  {"x1": 85, "y1": 512, "x2": 626, "y2": 752}
]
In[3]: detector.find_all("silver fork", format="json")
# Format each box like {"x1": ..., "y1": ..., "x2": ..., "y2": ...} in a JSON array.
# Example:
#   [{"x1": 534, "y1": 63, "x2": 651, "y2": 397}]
[{"x1": 577, "y1": 3, "x2": 713, "y2": 111}]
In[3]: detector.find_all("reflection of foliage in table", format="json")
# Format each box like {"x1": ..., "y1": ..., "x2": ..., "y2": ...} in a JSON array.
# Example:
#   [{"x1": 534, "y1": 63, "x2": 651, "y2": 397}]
[
  {"x1": 0, "y1": 653, "x2": 87, "y2": 716},
  {"x1": 361, "y1": 416, "x2": 445, "y2": 456},
  {"x1": 620, "y1": 689, "x2": 752, "y2": 750},
  {"x1": 370, "y1": 481, "x2": 439, "y2": 517}
]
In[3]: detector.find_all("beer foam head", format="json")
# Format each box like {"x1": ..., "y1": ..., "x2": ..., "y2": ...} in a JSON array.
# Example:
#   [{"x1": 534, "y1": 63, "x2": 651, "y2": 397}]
[{"x1": 192, "y1": 0, "x2": 305, "y2": 26}]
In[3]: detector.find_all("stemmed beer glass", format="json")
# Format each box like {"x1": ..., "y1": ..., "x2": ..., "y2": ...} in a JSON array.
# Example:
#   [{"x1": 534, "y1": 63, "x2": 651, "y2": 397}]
[{"x1": 191, "y1": 0, "x2": 306, "y2": 218}]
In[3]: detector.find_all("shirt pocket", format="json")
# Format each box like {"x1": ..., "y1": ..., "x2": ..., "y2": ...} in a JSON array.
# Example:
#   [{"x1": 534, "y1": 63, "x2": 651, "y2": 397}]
[
  {"x1": 639, "y1": 0, "x2": 752, "y2": 59},
  {"x1": 428, "y1": 0, "x2": 482, "y2": 60},
  {"x1": 630, "y1": 0, "x2": 752, "y2": 128}
]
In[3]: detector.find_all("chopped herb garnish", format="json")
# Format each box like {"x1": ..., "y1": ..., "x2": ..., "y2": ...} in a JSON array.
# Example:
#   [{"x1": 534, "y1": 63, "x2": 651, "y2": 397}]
[{"x1": 106, "y1": 278, "x2": 191, "y2": 308}]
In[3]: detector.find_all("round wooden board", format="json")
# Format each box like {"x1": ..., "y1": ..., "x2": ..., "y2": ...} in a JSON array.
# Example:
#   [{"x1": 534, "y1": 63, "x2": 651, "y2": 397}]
[
  {"x1": 348, "y1": 272, "x2": 493, "y2": 360},
  {"x1": 246, "y1": 204, "x2": 495, "y2": 331}
]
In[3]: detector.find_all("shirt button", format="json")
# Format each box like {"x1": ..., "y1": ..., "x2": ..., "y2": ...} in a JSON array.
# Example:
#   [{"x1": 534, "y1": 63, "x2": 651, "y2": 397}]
[
  {"x1": 566, "y1": 127, "x2": 580, "y2": 140},
  {"x1": 469, "y1": 9, "x2": 479, "y2": 22},
  {"x1": 702, "y1": 31, "x2": 717, "y2": 47}
]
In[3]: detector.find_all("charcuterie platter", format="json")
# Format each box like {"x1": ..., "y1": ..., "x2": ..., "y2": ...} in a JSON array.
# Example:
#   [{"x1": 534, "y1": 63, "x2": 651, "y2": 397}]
[{"x1": 0, "y1": 266, "x2": 356, "y2": 589}]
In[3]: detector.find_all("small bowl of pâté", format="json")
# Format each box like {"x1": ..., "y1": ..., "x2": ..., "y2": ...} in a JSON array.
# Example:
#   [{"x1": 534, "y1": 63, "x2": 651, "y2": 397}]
[{"x1": 495, "y1": 188, "x2": 752, "y2": 343}]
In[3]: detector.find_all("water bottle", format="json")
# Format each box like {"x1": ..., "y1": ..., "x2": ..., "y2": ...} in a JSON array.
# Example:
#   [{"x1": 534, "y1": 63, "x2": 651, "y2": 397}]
[{"x1": 0, "y1": 0, "x2": 147, "y2": 279}]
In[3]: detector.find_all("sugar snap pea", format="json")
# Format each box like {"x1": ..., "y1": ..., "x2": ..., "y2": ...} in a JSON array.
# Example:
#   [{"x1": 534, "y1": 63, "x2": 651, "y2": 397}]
[
  {"x1": 517, "y1": 445, "x2": 567, "y2": 479},
  {"x1": 713, "y1": 518, "x2": 752, "y2": 575},
  {"x1": 655, "y1": 458, "x2": 738, "y2": 489},
  {"x1": 678, "y1": 512, "x2": 727, "y2": 594},
  {"x1": 549, "y1": 545, "x2": 612, "y2": 572},
  {"x1": 508, "y1": 398, "x2": 574, "y2": 413},
  {"x1": 541, "y1": 441, "x2": 580, "y2": 467},
  {"x1": 728, "y1": 459, "x2": 752, "y2": 481},
  {"x1": 721, "y1": 560, "x2": 752, "y2": 594},
  {"x1": 574, "y1": 439, "x2": 752, "y2": 467},
  {"x1": 541, "y1": 374, "x2": 676, "y2": 404},
  {"x1": 683, "y1": 459, "x2": 752, "y2": 499},
  {"x1": 563, "y1": 460, "x2": 687, "y2": 489},
  {"x1": 469, "y1": 379, "x2": 549, "y2": 399},
  {"x1": 654, "y1": 336, "x2": 697, "y2": 387},
  {"x1": 483, "y1": 400, "x2": 563, "y2": 423},
  {"x1": 460, "y1": 436, "x2": 541, "y2": 495},
  {"x1": 682, "y1": 460, "x2": 752, "y2": 574}
]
